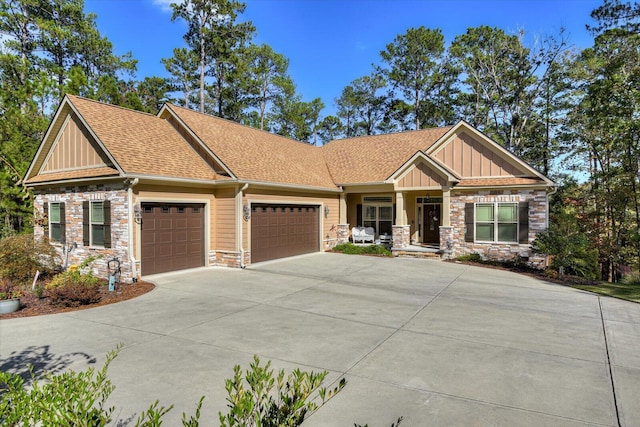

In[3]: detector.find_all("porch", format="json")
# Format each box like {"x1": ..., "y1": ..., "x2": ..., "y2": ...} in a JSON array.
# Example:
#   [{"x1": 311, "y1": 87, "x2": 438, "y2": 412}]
[{"x1": 341, "y1": 190, "x2": 451, "y2": 251}]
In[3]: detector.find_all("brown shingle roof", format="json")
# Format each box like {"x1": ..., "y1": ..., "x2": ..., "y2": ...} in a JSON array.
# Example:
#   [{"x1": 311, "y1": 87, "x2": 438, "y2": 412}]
[
  {"x1": 25, "y1": 166, "x2": 119, "y2": 184},
  {"x1": 67, "y1": 95, "x2": 217, "y2": 181},
  {"x1": 167, "y1": 104, "x2": 337, "y2": 189},
  {"x1": 321, "y1": 127, "x2": 452, "y2": 184}
]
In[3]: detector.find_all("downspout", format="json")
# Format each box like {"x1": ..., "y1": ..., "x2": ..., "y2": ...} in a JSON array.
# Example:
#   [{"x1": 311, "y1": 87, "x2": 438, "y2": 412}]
[
  {"x1": 127, "y1": 178, "x2": 139, "y2": 282},
  {"x1": 239, "y1": 183, "x2": 249, "y2": 268}
]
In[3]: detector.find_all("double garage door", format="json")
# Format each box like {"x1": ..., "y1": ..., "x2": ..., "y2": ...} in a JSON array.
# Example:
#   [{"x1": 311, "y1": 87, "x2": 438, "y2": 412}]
[
  {"x1": 251, "y1": 204, "x2": 320, "y2": 263},
  {"x1": 141, "y1": 203, "x2": 205, "y2": 275},
  {"x1": 140, "y1": 202, "x2": 320, "y2": 275}
]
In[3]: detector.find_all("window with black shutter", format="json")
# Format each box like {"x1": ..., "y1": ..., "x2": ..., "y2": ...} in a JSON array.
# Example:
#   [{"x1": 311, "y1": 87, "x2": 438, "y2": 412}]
[{"x1": 83, "y1": 200, "x2": 111, "y2": 248}]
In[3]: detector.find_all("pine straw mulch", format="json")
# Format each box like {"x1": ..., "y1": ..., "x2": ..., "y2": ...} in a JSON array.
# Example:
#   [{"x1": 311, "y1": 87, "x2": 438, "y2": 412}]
[{"x1": 0, "y1": 280, "x2": 155, "y2": 320}]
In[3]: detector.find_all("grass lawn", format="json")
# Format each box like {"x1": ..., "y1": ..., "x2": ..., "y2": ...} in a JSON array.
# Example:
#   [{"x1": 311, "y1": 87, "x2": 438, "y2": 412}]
[{"x1": 571, "y1": 282, "x2": 640, "y2": 303}]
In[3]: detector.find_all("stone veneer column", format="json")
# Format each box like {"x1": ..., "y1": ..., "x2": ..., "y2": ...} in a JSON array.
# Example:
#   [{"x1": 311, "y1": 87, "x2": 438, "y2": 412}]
[
  {"x1": 336, "y1": 224, "x2": 350, "y2": 244},
  {"x1": 439, "y1": 226, "x2": 454, "y2": 259},
  {"x1": 392, "y1": 225, "x2": 410, "y2": 250}
]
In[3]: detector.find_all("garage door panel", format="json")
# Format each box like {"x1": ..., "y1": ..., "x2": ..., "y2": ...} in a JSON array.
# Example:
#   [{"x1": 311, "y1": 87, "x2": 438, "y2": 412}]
[
  {"x1": 158, "y1": 231, "x2": 172, "y2": 244},
  {"x1": 141, "y1": 203, "x2": 205, "y2": 275},
  {"x1": 251, "y1": 204, "x2": 319, "y2": 263}
]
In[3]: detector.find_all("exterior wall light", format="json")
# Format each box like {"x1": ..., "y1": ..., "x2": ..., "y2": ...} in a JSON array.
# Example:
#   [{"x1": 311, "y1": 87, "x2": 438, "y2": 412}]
[
  {"x1": 324, "y1": 205, "x2": 330, "y2": 218},
  {"x1": 134, "y1": 203, "x2": 142, "y2": 224}
]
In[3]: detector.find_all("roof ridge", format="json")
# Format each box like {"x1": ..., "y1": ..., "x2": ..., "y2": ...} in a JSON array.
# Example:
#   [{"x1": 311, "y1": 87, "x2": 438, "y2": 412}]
[
  {"x1": 66, "y1": 94, "x2": 160, "y2": 118},
  {"x1": 323, "y1": 125, "x2": 454, "y2": 146},
  {"x1": 166, "y1": 103, "x2": 323, "y2": 148}
]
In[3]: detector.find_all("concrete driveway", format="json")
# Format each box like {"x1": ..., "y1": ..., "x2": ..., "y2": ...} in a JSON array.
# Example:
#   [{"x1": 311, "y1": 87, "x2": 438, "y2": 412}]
[{"x1": 1, "y1": 253, "x2": 639, "y2": 426}]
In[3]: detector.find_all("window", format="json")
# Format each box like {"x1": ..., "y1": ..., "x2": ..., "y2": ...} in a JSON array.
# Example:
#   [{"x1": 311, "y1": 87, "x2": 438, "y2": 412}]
[
  {"x1": 363, "y1": 204, "x2": 393, "y2": 235},
  {"x1": 475, "y1": 202, "x2": 518, "y2": 242},
  {"x1": 90, "y1": 202, "x2": 105, "y2": 246},
  {"x1": 83, "y1": 200, "x2": 111, "y2": 248},
  {"x1": 47, "y1": 202, "x2": 65, "y2": 242}
]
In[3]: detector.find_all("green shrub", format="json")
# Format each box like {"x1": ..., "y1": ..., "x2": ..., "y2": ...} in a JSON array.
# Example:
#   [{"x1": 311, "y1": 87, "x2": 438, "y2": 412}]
[
  {"x1": 219, "y1": 355, "x2": 345, "y2": 427},
  {"x1": 332, "y1": 243, "x2": 392, "y2": 256},
  {"x1": 622, "y1": 271, "x2": 640, "y2": 286},
  {"x1": 455, "y1": 252, "x2": 483, "y2": 263},
  {"x1": 47, "y1": 281, "x2": 101, "y2": 306},
  {"x1": 0, "y1": 345, "x2": 121, "y2": 425},
  {"x1": 0, "y1": 349, "x2": 345, "y2": 427},
  {"x1": 46, "y1": 256, "x2": 101, "y2": 306},
  {"x1": 0, "y1": 234, "x2": 60, "y2": 285},
  {"x1": 531, "y1": 229, "x2": 599, "y2": 279}
]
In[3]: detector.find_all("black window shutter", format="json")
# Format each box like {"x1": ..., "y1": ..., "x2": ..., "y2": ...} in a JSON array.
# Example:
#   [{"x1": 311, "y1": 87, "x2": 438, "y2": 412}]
[
  {"x1": 103, "y1": 200, "x2": 111, "y2": 248},
  {"x1": 519, "y1": 202, "x2": 529, "y2": 244},
  {"x1": 464, "y1": 203, "x2": 474, "y2": 242},
  {"x1": 356, "y1": 204, "x2": 362, "y2": 227},
  {"x1": 83, "y1": 201, "x2": 90, "y2": 246},
  {"x1": 59, "y1": 202, "x2": 66, "y2": 243},
  {"x1": 393, "y1": 203, "x2": 396, "y2": 224}
]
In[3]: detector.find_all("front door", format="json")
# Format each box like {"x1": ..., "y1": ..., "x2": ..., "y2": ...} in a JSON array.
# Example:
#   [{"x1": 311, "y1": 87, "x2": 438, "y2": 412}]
[{"x1": 423, "y1": 204, "x2": 441, "y2": 244}]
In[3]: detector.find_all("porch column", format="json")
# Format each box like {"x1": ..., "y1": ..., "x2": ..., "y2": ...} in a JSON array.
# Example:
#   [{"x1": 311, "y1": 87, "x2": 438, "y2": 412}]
[
  {"x1": 395, "y1": 191, "x2": 407, "y2": 225},
  {"x1": 440, "y1": 186, "x2": 453, "y2": 259},
  {"x1": 442, "y1": 187, "x2": 451, "y2": 226},
  {"x1": 339, "y1": 193, "x2": 347, "y2": 224},
  {"x1": 393, "y1": 191, "x2": 410, "y2": 250}
]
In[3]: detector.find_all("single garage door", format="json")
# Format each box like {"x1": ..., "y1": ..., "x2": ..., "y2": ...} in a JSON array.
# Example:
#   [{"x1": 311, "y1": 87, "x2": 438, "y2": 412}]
[
  {"x1": 141, "y1": 203, "x2": 205, "y2": 275},
  {"x1": 251, "y1": 204, "x2": 320, "y2": 263}
]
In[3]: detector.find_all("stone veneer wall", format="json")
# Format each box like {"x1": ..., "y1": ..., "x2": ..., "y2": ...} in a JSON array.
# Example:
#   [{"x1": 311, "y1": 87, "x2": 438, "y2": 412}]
[
  {"x1": 446, "y1": 189, "x2": 548, "y2": 267},
  {"x1": 324, "y1": 224, "x2": 350, "y2": 250},
  {"x1": 210, "y1": 250, "x2": 250, "y2": 268},
  {"x1": 34, "y1": 183, "x2": 135, "y2": 282},
  {"x1": 392, "y1": 225, "x2": 411, "y2": 250}
]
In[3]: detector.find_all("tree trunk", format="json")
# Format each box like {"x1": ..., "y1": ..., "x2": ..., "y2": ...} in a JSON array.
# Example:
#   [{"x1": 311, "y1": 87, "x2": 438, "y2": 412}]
[{"x1": 199, "y1": 29, "x2": 205, "y2": 113}]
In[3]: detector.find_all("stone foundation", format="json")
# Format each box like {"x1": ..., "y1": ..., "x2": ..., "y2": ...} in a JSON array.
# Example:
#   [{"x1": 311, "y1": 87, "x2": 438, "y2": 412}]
[{"x1": 210, "y1": 250, "x2": 250, "y2": 268}]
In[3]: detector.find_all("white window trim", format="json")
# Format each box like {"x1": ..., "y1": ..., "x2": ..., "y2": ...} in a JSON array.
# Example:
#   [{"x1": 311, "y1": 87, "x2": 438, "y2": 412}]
[
  {"x1": 474, "y1": 202, "x2": 519, "y2": 243},
  {"x1": 49, "y1": 202, "x2": 63, "y2": 243},
  {"x1": 89, "y1": 200, "x2": 105, "y2": 248}
]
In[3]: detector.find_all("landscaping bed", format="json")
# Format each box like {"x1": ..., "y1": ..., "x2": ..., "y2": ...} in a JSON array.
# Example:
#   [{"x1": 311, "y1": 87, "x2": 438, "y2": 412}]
[
  {"x1": 449, "y1": 257, "x2": 640, "y2": 303},
  {"x1": 0, "y1": 280, "x2": 155, "y2": 319}
]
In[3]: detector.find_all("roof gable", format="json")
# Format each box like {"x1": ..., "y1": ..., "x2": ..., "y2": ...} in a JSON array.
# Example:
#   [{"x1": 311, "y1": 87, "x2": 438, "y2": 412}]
[
  {"x1": 25, "y1": 95, "x2": 219, "y2": 185},
  {"x1": 40, "y1": 114, "x2": 113, "y2": 173},
  {"x1": 391, "y1": 152, "x2": 459, "y2": 189},
  {"x1": 428, "y1": 121, "x2": 551, "y2": 184}
]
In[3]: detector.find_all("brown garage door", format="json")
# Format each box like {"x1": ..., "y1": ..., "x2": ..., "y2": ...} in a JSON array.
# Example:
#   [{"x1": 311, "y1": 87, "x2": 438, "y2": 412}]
[
  {"x1": 141, "y1": 203, "x2": 205, "y2": 275},
  {"x1": 251, "y1": 204, "x2": 319, "y2": 263}
]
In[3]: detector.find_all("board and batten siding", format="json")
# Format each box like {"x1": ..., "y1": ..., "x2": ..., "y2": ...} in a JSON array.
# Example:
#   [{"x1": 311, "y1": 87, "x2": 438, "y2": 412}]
[
  {"x1": 432, "y1": 132, "x2": 525, "y2": 178},
  {"x1": 397, "y1": 162, "x2": 448, "y2": 189},
  {"x1": 42, "y1": 116, "x2": 109, "y2": 172}
]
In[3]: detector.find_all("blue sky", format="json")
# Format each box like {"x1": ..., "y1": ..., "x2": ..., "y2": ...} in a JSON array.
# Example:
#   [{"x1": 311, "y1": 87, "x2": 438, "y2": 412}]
[{"x1": 86, "y1": 0, "x2": 602, "y2": 114}]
